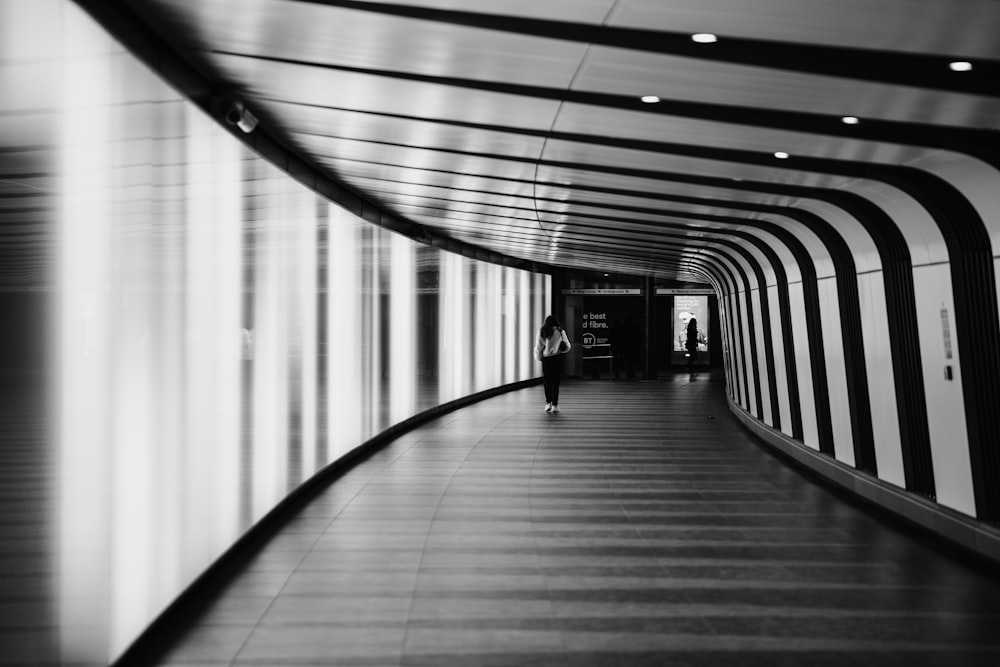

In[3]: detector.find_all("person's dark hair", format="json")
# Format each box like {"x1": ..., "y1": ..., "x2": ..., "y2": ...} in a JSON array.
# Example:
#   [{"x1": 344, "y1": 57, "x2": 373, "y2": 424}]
[{"x1": 540, "y1": 314, "x2": 561, "y2": 339}]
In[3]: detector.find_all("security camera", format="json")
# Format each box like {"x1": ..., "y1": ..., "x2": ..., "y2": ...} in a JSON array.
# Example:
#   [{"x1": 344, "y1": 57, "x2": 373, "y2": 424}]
[{"x1": 224, "y1": 101, "x2": 258, "y2": 134}]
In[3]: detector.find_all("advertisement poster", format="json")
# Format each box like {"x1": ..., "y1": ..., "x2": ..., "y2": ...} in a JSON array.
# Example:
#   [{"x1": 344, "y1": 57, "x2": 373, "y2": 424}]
[
  {"x1": 570, "y1": 292, "x2": 643, "y2": 379},
  {"x1": 672, "y1": 294, "x2": 709, "y2": 366}
]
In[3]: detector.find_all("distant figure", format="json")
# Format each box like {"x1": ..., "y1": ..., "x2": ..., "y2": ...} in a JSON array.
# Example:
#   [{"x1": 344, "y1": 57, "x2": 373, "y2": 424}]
[
  {"x1": 680, "y1": 311, "x2": 699, "y2": 371},
  {"x1": 534, "y1": 314, "x2": 571, "y2": 414}
]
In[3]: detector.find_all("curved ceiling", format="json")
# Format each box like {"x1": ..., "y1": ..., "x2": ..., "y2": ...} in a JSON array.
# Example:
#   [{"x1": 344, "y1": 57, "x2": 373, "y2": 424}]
[{"x1": 100, "y1": 0, "x2": 1000, "y2": 282}]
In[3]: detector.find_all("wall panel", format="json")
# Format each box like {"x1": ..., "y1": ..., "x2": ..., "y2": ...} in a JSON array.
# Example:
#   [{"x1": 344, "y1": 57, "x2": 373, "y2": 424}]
[
  {"x1": 856, "y1": 272, "x2": 905, "y2": 487},
  {"x1": 912, "y1": 265, "x2": 975, "y2": 516},
  {"x1": 766, "y1": 284, "x2": 792, "y2": 437},
  {"x1": 816, "y1": 277, "x2": 854, "y2": 466},
  {"x1": 727, "y1": 292, "x2": 746, "y2": 408},
  {"x1": 787, "y1": 284, "x2": 819, "y2": 450},
  {"x1": 749, "y1": 286, "x2": 771, "y2": 424},
  {"x1": 736, "y1": 289, "x2": 758, "y2": 417}
]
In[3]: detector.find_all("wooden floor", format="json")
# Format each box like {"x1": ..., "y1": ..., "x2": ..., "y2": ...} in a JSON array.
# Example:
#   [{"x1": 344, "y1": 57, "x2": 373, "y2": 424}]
[{"x1": 139, "y1": 374, "x2": 1000, "y2": 665}]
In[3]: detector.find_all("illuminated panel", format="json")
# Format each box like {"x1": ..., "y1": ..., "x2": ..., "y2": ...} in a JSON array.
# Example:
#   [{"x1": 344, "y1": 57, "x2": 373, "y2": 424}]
[
  {"x1": 503, "y1": 268, "x2": 517, "y2": 383},
  {"x1": 519, "y1": 271, "x2": 532, "y2": 380},
  {"x1": 473, "y1": 264, "x2": 490, "y2": 391},
  {"x1": 251, "y1": 166, "x2": 290, "y2": 517},
  {"x1": 440, "y1": 252, "x2": 467, "y2": 401},
  {"x1": 390, "y1": 231, "x2": 416, "y2": 422},
  {"x1": 366, "y1": 226, "x2": 384, "y2": 435},
  {"x1": 265, "y1": 180, "x2": 322, "y2": 484},
  {"x1": 295, "y1": 188, "x2": 318, "y2": 480},
  {"x1": 58, "y1": 6, "x2": 115, "y2": 660},
  {"x1": 326, "y1": 204, "x2": 363, "y2": 460},
  {"x1": 108, "y1": 63, "x2": 171, "y2": 663},
  {"x1": 151, "y1": 98, "x2": 189, "y2": 621},
  {"x1": 538, "y1": 273, "x2": 552, "y2": 339},
  {"x1": 490, "y1": 264, "x2": 503, "y2": 388},
  {"x1": 459, "y1": 257, "x2": 472, "y2": 396},
  {"x1": 209, "y1": 124, "x2": 243, "y2": 558},
  {"x1": 177, "y1": 106, "x2": 243, "y2": 623},
  {"x1": 545, "y1": 275, "x2": 553, "y2": 326},
  {"x1": 438, "y1": 252, "x2": 455, "y2": 402}
]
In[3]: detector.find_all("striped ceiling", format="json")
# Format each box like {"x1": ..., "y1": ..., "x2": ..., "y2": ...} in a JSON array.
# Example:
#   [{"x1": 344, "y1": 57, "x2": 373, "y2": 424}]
[{"x1": 109, "y1": 0, "x2": 1000, "y2": 282}]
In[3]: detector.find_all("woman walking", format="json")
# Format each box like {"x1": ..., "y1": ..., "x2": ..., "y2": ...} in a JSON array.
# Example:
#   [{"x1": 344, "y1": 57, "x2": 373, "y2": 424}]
[
  {"x1": 685, "y1": 313, "x2": 699, "y2": 371},
  {"x1": 534, "y1": 315, "x2": 571, "y2": 413}
]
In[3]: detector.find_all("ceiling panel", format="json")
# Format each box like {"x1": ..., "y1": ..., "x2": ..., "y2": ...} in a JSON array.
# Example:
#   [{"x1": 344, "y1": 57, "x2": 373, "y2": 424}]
[
  {"x1": 210, "y1": 53, "x2": 566, "y2": 127},
  {"x1": 574, "y1": 47, "x2": 1000, "y2": 128},
  {"x1": 547, "y1": 110, "x2": 938, "y2": 166},
  {"x1": 610, "y1": 0, "x2": 1000, "y2": 57},
  {"x1": 263, "y1": 103, "x2": 549, "y2": 157},
  {"x1": 129, "y1": 0, "x2": 591, "y2": 85}
]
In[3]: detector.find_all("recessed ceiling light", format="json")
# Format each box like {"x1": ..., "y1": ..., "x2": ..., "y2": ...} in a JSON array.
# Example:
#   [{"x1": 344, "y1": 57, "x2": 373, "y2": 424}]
[
  {"x1": 692, "y1": 33, "x2": 718, "y2": 44},
  {"x1": 641, "y1": 95, "x2": 661, "y2": 103},
  {"x1": 841, "y1": 116, "x2": 860, "y2": 124},
  {"x1": 949, "y1": 61, "x2": 973, "y2": 72},
  {"x1": 774, "y1": 151, "x2": 789, "y2": 159}
]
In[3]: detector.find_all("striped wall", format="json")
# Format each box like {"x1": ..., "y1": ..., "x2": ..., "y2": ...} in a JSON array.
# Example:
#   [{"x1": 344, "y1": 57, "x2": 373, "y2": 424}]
[
  {"x1": 1, "y1": 3, "x2": 550, "y2": 664},
  {"x1": 705, "y1": 150, "x2": 1000, "y2": 540}
]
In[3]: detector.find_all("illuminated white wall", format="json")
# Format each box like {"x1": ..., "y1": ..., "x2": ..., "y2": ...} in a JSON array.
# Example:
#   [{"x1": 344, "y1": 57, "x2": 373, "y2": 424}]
[{"x1": 0, "y1": 2, "x2": 550, "y2": 663}]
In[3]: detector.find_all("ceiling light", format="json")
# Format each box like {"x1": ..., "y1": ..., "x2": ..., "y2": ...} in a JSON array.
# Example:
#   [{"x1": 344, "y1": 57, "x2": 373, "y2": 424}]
[
  {"x1": 841, "y1": 116, "x2": 860, "y2": 124},
  {"x1": 641, "y1": 95, "x2": 661, "y2": 103},
  {"x1": 774, "y1": 151, "x2": 789, "y2": 159},
  {"x1": 692, "y1": 33, "x2": 718, "y2": 44},
  {"x1": 949, "y1": 61, "x2": 973, "y2": 72}
]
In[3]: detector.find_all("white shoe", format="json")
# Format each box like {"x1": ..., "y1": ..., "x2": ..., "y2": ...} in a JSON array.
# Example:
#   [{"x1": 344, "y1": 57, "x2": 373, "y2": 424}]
[
  {"x1": 544, "y1": 403, "x2": 552, "y2": 412},
  {"x1": 550, "y1": 405, "x2": 560, "y2": 414}
]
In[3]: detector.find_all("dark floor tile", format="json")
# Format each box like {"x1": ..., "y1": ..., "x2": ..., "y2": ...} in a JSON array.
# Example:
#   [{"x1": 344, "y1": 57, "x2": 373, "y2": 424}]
[
  {"x1": 236, "y1": 625, "x2": 405, "y2": 663},
  {"x1": 154, "y1": 625, "x2": 257, "y2": 664}
]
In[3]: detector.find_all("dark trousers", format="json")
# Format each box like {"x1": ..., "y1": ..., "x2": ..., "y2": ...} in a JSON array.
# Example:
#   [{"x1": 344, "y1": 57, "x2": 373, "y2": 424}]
[{"x1": 542, "y1": 355, "x2": 562, "y2": 405}]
